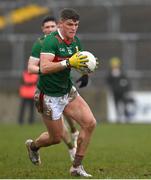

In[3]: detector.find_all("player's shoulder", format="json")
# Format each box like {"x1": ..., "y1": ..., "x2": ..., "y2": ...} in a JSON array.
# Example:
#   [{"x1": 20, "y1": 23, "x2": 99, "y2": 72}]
[
  {"x1": 45, "y1": 31, "x2": 58, "y2": 40},
  {"x1": 74, "y1": 35, "x2": 80, "y2": 41},
  {"x1": 74, "y1": 35, "x2": 81, "y2": 42},
  {"x1": 33, "y1": 35, "x2": 45, "y2": 47},
  {"x1": 43, "y1": 31, "x2": 58, "y2": 44}
]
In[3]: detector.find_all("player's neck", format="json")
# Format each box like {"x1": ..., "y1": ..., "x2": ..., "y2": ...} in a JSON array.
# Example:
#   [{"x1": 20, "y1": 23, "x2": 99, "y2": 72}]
[{"x1": 58, "y1": 28, "x2": 74, "y2": 44}]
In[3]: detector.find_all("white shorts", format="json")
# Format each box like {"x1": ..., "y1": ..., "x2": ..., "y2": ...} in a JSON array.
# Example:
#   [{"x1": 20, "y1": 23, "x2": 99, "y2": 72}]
[{"x1": 34, "y1": 86, "x2": 78, "y2": 120}]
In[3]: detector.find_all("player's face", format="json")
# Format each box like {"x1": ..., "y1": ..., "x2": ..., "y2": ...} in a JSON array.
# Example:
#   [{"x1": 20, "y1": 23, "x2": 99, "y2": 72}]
[
  {"x1": 42, "y1": 21, "x2": 57, "y2": 35},
  {"x1": 60, "y1": 19, "x2": 79, "y2": 39}
]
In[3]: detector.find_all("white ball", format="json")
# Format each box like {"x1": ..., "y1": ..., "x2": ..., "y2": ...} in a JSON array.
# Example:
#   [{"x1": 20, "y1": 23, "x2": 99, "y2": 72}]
[{"x1": 78, "y1": 51, "x2": 97, "y2": 74}]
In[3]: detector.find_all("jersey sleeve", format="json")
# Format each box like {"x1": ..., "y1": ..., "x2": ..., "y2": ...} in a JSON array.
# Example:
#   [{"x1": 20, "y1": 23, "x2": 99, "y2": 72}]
[
  {"x1": 41, "y1": 35, "x2": 57, "y2": 55},
  {"x1": 31, "y1": 39, "x2": 42, "y2": 60}
]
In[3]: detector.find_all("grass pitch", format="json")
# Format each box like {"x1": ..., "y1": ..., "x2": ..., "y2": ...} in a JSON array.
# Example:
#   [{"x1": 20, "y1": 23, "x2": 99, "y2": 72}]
[{"x1": 0, "y1": 123, "x2": 151, "y2": 179}]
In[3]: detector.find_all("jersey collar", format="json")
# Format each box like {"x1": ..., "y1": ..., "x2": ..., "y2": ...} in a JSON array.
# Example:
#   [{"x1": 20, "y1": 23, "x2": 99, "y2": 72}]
[{"x1": 57, "y1": 28, "x2": 74, "y2": 45}]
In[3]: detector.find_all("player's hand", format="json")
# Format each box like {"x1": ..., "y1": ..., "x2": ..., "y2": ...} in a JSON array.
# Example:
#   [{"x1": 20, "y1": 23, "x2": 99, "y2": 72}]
[
  {"x1": 67, "y1": 52, "x2": 88, "y2": 69},
  {"x1": 76, "y1": 74, "x2": 89, "y2": 88}
]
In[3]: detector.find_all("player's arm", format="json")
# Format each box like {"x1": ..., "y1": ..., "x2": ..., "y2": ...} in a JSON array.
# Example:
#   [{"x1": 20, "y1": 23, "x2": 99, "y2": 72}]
[
  {"x1": 28, "y1": 57, "x2": 40, "y2": 74},
  {"x1": 28, "y1": 39, "x2": 41, "y2": 74},
  {"x1": 40, "y1": 53, "x2": 65, "y2": 74},
  {"x1": 40, "y1": 36, "x2": 66, "y2": 74},
  {"x1": 40, "y1": 52, "x2": 88, "y2": 74}
]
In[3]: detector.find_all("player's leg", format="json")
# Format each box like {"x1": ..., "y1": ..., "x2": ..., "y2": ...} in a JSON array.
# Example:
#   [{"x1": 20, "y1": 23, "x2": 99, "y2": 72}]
[
  {"x1": 65, "y1": 117, "x2": 79, "y2": 148},
  {"x1": 26, "y1": 89, "x2": 77, "y2": 165},
  {"x1": 65, "y1": 116, "x2": 77, "y2": 133},
  {"x1": 62, "y1": 122, "x2": 76, "y2": 161},
  {"x1": 64, "y1": 95, "x2": 96, "y2": 177},
  {"x1": 33, "y1": 124, "x2": 76, "y2": 162},
  {"x1": 37, "y1": 115, "x2": 64, "y2": 146},
  {"x1": 27, "y1": 119, "x2": 76, "y2": 162},
  {"x1": 25, "y1": 116, "x2": 63, "y2": 165},
  {"x1": 40, "y1": 118, "x2": 76, "y2": 161},
  {"x1": 25, "y1": 90, "x2": 64, "y2": 165},
  {"x1": 64, "y1": 95, "x2": 96, "y2": 156}
]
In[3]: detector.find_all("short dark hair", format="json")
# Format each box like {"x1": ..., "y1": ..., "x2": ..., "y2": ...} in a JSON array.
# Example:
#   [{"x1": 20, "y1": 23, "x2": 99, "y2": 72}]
[
  {"x1": 60, "y1": 8, "x2": 80, "y2": 21},
  {"x1": 42, "y1": 16, "x2": 57, "y2": 26}
]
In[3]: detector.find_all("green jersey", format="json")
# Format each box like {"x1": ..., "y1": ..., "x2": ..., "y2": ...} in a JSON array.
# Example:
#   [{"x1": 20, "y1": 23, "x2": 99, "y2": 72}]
[
  {"x1": 37, "y1": 30, "x2": 82, "y2": 96},
  {"x1": 31, "y1": 35, "x2": 46, "y2": 60}
]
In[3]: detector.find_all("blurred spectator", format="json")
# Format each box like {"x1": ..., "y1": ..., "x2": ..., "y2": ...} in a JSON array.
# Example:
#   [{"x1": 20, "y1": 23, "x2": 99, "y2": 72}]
[
  {"x1": 106, "y1": 57, "x2": 135, "y2": 122},
  {"x1": 18, "y1": 70, "x2": 38, "y2": 124}
]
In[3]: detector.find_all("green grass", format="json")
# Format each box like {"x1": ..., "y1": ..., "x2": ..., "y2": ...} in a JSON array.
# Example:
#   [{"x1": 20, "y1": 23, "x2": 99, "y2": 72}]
[{"x1": 0, "y1": 123, "x2": 151, "y2": 178}]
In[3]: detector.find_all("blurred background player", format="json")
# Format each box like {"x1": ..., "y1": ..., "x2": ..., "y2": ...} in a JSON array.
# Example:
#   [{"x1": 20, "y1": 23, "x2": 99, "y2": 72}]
[
  {"x1": 106, "y1": 57, "x2": 135, "y2": 122},
  {"x1": 18, "y1": 69, "x2": 38, "y2": 124}
]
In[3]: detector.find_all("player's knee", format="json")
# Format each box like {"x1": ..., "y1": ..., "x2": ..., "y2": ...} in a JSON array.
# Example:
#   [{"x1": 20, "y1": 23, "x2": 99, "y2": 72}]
[
  {"x1": 90, "y1": 118, "x2": 96, "y2": 129},
  {"x1": 86, "y1": 118, "x2": 96, "y2": 132}
]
